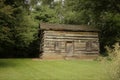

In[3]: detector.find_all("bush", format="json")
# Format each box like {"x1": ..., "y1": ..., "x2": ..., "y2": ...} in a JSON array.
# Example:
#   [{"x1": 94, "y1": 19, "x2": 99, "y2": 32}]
[{"x1": 106, "y1": 43, "x2": 120, "y2": 80}]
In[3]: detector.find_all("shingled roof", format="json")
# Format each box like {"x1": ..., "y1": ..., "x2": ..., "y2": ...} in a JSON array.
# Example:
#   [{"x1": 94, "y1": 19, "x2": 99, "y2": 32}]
[{"x1": 40, "y1": 23, "x2": 99, "y2": 32}]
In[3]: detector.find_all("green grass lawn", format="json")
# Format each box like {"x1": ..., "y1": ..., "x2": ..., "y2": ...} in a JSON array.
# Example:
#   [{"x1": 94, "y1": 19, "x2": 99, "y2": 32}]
[{"x1": 0, "y1": 59, "x2": 108, "y2": 80}]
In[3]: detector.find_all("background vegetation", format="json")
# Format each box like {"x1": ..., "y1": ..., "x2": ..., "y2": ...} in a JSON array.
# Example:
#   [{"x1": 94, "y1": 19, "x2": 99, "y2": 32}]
[
  {"x1": 0, "y1": 0, "x2": 120, "y2": 57},
  {"x1": 105, "y1": 43, "x2": 120, "y2": 80}
]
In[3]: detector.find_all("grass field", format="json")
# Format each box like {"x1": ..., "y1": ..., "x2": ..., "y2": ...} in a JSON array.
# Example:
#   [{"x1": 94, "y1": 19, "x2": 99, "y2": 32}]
[{"x1": 0, "y1": 59, "x2": 108, "y2": 80}]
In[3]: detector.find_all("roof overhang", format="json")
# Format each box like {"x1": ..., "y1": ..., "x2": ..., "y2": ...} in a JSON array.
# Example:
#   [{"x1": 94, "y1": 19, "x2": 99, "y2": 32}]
[{"x1": 40, "y1": 23, "x2": 100, "y2": 32}]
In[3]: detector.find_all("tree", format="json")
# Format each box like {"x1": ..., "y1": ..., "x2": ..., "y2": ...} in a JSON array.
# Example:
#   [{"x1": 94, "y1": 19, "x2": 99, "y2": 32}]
[
  {"x1": 0, "y1": 0, "x2": 39, "y2": 57},
  {"x1": 32, "y1": 0, "x2": 63, "y2": 23}
]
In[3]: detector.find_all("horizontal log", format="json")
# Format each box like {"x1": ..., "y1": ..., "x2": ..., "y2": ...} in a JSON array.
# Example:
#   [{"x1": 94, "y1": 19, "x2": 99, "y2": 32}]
[
  {"x1": 44, "y1": 39, "x2": 74, "y2": 41},
  {"x1": 44, "y1": 38, "x2": 99, "y2": 41},
  {"x1": 74, "y1": 51, "x2": 99, "y2": 54},
  {"x1": 74, "y1": 44, "x2": 86, "y2": 47},
  {"x1": 44, "y1": 34, "x2": 98, "y2": 38},
  {"x1": 74, "y1": 48, "x2": 86, "y2": 51},
  {"x1": 44, "y1": 50, "x2": 55, "y2": 53},
  {"x1": 44, "y1": 31, "x2": 98, "y2": 35},
  {"x1": 44, "y1": 35, "x2": 98, "y2": 39}
]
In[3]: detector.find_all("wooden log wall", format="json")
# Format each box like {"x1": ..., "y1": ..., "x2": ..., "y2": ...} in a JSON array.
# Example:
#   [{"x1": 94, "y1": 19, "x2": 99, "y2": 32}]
[{"x1": 41, "y1": 30, "x2": 99, "y2": 57}]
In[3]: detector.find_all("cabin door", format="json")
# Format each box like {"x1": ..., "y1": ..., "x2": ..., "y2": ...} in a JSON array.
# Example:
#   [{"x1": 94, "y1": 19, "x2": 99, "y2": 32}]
[{"x1": 66, "y1": 41, "x2": 74, "y2": 57}]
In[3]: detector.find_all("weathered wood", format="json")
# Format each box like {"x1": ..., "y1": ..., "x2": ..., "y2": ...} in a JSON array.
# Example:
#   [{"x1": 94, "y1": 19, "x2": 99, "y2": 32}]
[
  {"x1": 40, "y1": 29, "x2": 99, "y2": 59},
  {"x1": 44, "y1": 31, "x2": 98, "y2": 35},
  {"x1": 44, "y1": 36, "x2": 98, "y2": 40}
]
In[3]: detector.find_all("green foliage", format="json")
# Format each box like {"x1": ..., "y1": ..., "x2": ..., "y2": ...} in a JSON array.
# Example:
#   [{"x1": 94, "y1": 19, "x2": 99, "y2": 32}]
[
  {"x1": 0, "y1": 0, "x2": 39, "y2": 57},
  {"x1": 33, "y1": 6, "x2": 60, "y2": 23},
  {"x1": 63, "y1": 0, "x2": 93, "y2": 24},
  {"x1": 106, "y1": 43, "x2": 120, "y2": 80},
  {"x1": 0, "y1": 0, "x2": 14, "y2": 55},
  {"x1": 41, "y1": 0, "x2": 54, "y2": 5},
  {"x1": 31, "y1": 0, "x2": 67, "y2": 24}
]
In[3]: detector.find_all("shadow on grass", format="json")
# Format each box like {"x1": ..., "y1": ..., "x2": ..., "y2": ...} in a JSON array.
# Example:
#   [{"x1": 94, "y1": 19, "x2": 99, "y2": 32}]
[{"x1": 0, "y1": 59, "x2": 18, "y2": 68}]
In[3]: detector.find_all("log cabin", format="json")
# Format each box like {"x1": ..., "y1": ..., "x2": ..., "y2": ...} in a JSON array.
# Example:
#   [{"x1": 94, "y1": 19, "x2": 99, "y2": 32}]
[{"x1": 39, "y1": 23, "x2": 100, "y2": 59}]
